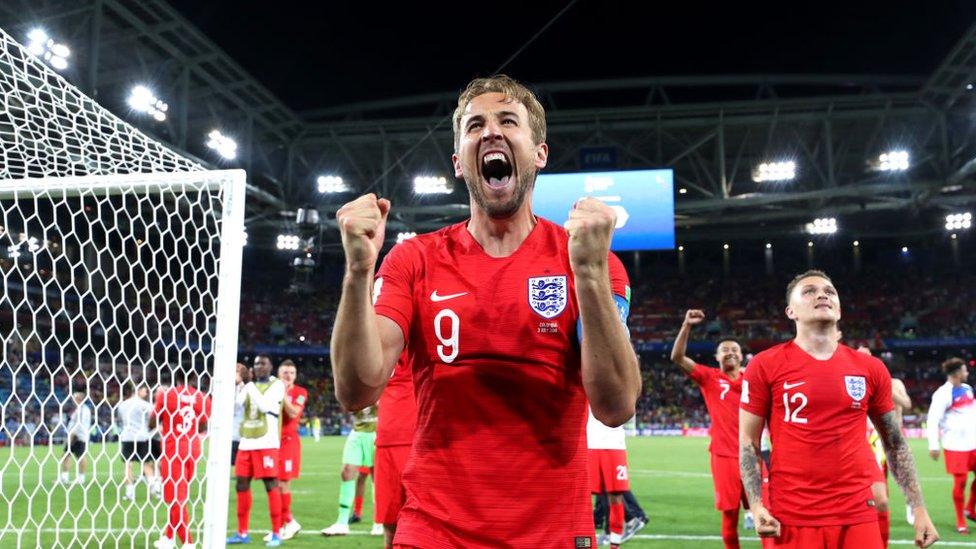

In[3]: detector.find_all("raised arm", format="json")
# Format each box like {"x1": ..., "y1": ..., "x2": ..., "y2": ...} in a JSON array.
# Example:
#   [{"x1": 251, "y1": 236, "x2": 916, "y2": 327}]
[
  {"x1": 568, "y1": 199, "x2": 640, "y2": 427},
  {"x1": 332, "y1": 194, "x2": 405, "y2": 410},
  {"x1": 670, "y1": 309, "x2": 704, "y2": 375},
  {"x1": 871, "y1": 409, "x2": 939, "y2": 547},
  {"x1": 739, "y1": 409, "x2": 780, "y2": 538},
  {"x1": 891, "y1": 378, "x2": 911, "y2": 411}
]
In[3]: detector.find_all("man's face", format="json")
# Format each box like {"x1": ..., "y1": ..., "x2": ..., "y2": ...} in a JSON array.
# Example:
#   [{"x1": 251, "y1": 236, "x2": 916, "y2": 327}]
[
  {"x1": 253, "y1": 356, "x2": 272, "y2": 379},
  {"x1": 452, "y1": 92, "x2": 548, "y2": 219},
  {"x1": 953, "y1": 365, "x2": 970, "y2": 384},
  {"x1": 137, "y1": 387, "x2": 149, "y2": 400},
  {"x1": 278, "y1": 365, "x2": 296, "y2": 387},
  {"x1": 786, "y1": 276, "x2": 841, "y2": 324},
  {"x1": 715, "y1": 341, "x2": 743, "y2": 373}
]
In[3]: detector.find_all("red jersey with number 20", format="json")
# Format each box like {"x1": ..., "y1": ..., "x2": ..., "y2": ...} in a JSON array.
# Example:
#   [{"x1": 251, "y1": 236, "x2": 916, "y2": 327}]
[
  {"x1": 690, "y1": 364, "x2": 742, "y2": 458},
  {"x1": 740, "y1": 341, "x2": 894, "y2": 527},
  {"x1": 154, "y1": 385, "x2": 211, "y2": 455},
  {"x1": 373, "y1": 218, "x2": 630, "y2": 549}
]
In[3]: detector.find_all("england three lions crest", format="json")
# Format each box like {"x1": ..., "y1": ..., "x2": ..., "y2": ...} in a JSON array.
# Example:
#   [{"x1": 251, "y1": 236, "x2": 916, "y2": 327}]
[
  {"x1": 528, "y1": 275, "x2": 568, "y2": 319},
  {"x1": 845, "y1": 375, "x2": 866, "y2": 401}
]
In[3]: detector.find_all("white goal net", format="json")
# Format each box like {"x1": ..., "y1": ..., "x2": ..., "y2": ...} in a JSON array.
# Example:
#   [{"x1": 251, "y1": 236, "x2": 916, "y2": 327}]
[{"x1": 0, "y1": 27, "x2": 245, "y2": 549}]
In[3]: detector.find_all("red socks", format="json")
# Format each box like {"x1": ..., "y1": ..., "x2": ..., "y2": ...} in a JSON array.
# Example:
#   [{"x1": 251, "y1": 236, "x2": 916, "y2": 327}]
[
  {"x1": 269, "y1": 487, "x2": 283, "y2": 534},
  {"x1": 281, "y1": 492, "x2": 292, "y2": 524},
  {"x1": 968, "y1": 477, "x2": 976, "y2": 516},
  {"x1": 236, "y1": 490, "x2": 252, "y2": 535},
  {"x1": 955, "y1": 474, "x2": 968, "y2": 527},
  {"x1": 354, "y1": 495, "x2": 364, "y2": 517},
  {"x1": 609, "y1": 501, "x2": 624, "y2": 548},
  {"x1": 170, "y1": 503, "x2": 191, "y2": 544},
  {"x1": 721, "y1": 509, "x2": 740, "y2": 549}
]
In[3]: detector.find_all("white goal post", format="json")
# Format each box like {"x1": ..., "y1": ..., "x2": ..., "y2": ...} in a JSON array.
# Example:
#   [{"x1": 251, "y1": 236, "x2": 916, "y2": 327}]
[{"x1": 0, "y1": 22, "x2": 247, "y2": 549}]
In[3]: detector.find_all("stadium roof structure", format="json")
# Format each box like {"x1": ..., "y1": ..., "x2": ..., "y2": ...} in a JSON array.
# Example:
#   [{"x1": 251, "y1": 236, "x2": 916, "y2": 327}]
[{"x1": 2, "y1": 1, "x2": 976, "y2": 249}]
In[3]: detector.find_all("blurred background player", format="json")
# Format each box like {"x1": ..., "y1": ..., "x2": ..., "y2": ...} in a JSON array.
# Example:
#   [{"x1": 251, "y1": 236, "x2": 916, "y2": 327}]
[
  {"x1": 311, "y1": 415, "x2": 321, "y2": 443},
  {"x1": 116, "y1": 383, "x2": 154, "y2": 500},
  {"x1": 231, "y1": 363, "x2": 249, "y2": 471},
  {"x1": 587, "y1": 407, "x2": 631, "y2": 548},
  {"x1": 263, "y1": 359, "x2": 307, "y2": 542},
  {"x1": 926, "y1": 357, "x2": 976, "y2": 534},
  {"x1": 151, "y1": 368, "x2": 211, "y2": 549},
  {"x1": 374, "y1": 352, "x2": 416, "y2": 547},
  {"x1": 228, "y1": 355, "x2": 286, "y2": 547},
  {"x1": 671, "y1": 309, "x2": 751, "y2": 548},
  {"x1": 320, "y1": 404, "x2": 378, "y2": 536},
  {"x1": 58, "y1": 390, "x2": 91, "y2": 485}
]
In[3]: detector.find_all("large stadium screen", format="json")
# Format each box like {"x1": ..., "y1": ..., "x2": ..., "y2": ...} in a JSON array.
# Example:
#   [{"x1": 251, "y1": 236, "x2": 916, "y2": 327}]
[{"x1": 533, "y1": 169, "x2": 675, "y2": 251}]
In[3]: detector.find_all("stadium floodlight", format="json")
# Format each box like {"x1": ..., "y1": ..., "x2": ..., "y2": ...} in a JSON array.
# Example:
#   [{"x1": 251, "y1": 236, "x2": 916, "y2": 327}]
[
  {"x1": 722, "y1": 243, "x2": 730, "y2": 250},
  {"x1": 766, "y1": 243, "x2": 772, "y2": 249},
  {"x1": 678, "y1": 187, "x2": 687, "y2": 194},
  {"x1": 945, "y1": 212, "x2": 972, "y2": 231},
  {"x1": 752, "y1": 160, "x2": 796, "y2": 182},
  {"x1": 206, "y1": 130, "x2": 237, "y2": 160},
  {"x1": 969, "y1": 84, "x2": 974, "y2": 91},
  {"x1": 877, "y1": 150, "x2": 910, "y2": 172},
  {"x1": 317, "y1": 175, "x2": 350, "y2": 194},
  {"x1": 275, "y1": 234, "x2": 301, "y2": 251},
  {"x1": 414, "y1": 176, "x2": 452, "y2": 194},
  {"x1": 901, "y1": 246, "x2": 909, "y2": 253},
  {"x1": 805, "y1": 217, "x2": 838, "y2": 235},
  {"x1": 127, "y1": 85, "x2": 168, "y2": 121},
  {"x1": 853, "y1": 240, "x2": 859, "y2": 247},
  {"x1": 677, "y1": 245, "x2": 684, "y2": 251},
  {"x1": 396, "y1": 231, "x2": 417, "y2": 244},
  {"x1": 26, "y1": 28, "x2": 69, "y2": 70},
  {"x1": 808, "y1": 241, "x2": 814, "y2": 247}
]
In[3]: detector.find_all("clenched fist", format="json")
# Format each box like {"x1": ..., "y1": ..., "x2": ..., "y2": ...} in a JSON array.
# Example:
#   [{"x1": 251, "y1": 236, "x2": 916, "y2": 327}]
[
  {"x1": 683, "y1": 309, "x2": 705, "y2": 327},
  {"x1": 563, "y1": 197, "x2": 616, "y2": 279},
  {"x1": 336, "y1": 193, "x2": 391, "y2": 274}
]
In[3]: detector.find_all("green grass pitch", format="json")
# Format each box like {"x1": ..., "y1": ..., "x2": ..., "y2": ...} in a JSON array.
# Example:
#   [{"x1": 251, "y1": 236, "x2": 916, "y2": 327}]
[{"x1": 1, "y1": 437, "x2": 973, "y2": 547}]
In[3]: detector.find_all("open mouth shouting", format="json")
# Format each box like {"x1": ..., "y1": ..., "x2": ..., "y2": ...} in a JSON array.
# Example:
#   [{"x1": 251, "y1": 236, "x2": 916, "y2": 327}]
[{"x1": 481, "y1": 150, "x2": 515, "y2": 190}]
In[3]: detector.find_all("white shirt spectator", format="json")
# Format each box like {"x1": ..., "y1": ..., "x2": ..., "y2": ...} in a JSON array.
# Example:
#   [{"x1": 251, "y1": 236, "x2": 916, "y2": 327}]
[
  {"x1": 66, "y1": 402, "x2": 92, "y2": 442},
  {"x1": 116, "y1": 396, "x2": 153, "y2": 442},
  {"x1": 927, "y1": 381, "x2": 976, "y2": 452}
]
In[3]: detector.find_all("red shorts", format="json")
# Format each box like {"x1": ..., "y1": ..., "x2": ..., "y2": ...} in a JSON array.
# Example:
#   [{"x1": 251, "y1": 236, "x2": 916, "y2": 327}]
[
  {"x1": 375, "y1": 445, "x2": 411, "y2": 525},
  {"x1": 159, "y1": 452, "x2": 198, "y2": 503},
  {"x1": 588, "y1": 449, "x2": 629, "y2": 494},
  {"x1": 760, "y1": 521, "x2": 883, "y2": 549},
  {"x1": 710, "y1": 453, "x2": 747, "y2": 511},
  {"x1": 235, "y1": 448, "x2": 279, "y2": 479},
  {"x1": 944, "y1": 449, "x2": 976, "y2": 475},
  {"x1": 278, "y1": 436, "x2": 301, "y2": 481}
]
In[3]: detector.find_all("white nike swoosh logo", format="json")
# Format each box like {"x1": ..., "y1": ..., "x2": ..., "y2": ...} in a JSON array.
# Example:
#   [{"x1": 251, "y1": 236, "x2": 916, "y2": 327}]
[
  {"x1": 783, "y1": 381, "x2": 806, "y2": 390},
  {"x1": 430, "y1": 290, "x2": 468, "y2": 302}
]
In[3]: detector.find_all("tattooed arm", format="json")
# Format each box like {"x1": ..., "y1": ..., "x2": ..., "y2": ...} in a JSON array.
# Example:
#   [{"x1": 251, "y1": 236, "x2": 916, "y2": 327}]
[
  {"x1": 871, "y1": 410, "x2": 939, "y2": 547},
  {"x1": 739, "y1": 409, "x2": 779, "y2": 537}
]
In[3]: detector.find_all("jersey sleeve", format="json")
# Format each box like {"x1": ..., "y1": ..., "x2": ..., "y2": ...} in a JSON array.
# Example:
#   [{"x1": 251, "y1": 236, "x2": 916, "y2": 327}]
[
  {"x1": 373, "y1": 241, "x2": 421, "y2": 342},
  {"x1": 927, "y1": 387, "x2": 948, "y2": 451},
  {"x1": 607, "y1": 252, "x2": 631, "y2": 323},
  {"x1": 689, "y1": 364, "x2": 710, "y2": 386},
  {"x1": 867, "y1": 357, "x2": 895, "y2": 418},
  {"x1": 740, "y1": 354, "x2": 771, "y2": 418}
]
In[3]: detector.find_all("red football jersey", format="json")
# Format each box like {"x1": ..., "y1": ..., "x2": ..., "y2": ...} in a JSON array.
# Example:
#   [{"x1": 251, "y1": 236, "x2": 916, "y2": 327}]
[
  {"x1": 740, "y1": 341, "x2": 894, "y2": 527},
  {"x1": 373, "y1": 218, "x2": 630, "y2": 549},
  {"x1": 280, "y1": 385, "x2": 308, "y2": 438},
  {"x1": 376, "y1": 352, "x2": 417, "y2": 447},
  {"x1": 154, "y1": 385, "x2": 211, "y2": 455},
  {"x1": 690, "y1": 364, "x2": 742, "y2": 457}
]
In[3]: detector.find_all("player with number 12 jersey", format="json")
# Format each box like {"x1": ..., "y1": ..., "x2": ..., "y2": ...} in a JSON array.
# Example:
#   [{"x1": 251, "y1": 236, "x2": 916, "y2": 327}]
[{"x1": 374, "y1": 218, "x2": 630, "y2": 549}]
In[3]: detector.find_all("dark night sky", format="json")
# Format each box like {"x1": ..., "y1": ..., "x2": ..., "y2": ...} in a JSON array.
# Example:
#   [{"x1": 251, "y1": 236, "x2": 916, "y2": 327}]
[{"x1": 169, "y1": 0, "x2": 976, "y2": 111}]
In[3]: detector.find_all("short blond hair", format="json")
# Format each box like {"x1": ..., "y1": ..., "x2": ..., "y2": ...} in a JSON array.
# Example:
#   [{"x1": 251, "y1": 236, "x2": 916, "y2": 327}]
[
  {"x1": 452, "y1": 74, "x2": 546, "y2": 152},
  {"x1": 785, "y1": 269, "x2": 834, "y2": 305}
]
